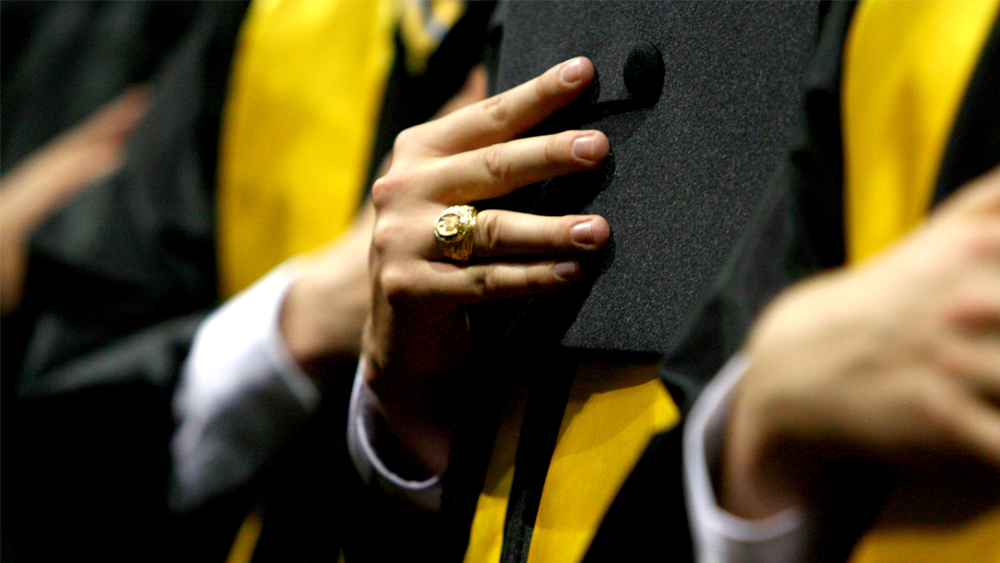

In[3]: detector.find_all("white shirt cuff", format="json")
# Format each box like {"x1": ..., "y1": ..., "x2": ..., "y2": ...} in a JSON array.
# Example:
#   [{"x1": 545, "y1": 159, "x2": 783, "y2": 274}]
[
  {"x1": 348, "y1": 358, "x2": 443, "y2": 511},
  {"x1": 171, "y1": 265, "x2": 320, "y2": 509},
  {"x1": 683, "y1": 354, "x2": 807, "y2": 563}
]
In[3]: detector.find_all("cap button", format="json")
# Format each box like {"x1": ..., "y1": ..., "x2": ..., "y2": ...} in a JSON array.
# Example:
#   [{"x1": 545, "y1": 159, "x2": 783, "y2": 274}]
[{"x1": 623, "y1": 42, "x2": 664, "y2": 105}]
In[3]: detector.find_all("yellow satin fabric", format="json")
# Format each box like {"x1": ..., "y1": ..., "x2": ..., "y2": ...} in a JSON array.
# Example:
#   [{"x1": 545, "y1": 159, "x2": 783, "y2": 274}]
[
  {"x1": 843, "y1": 1, "x2": 1000, "y2": 561},
  {"x1": 464, "y1": 391, "x2": 527, "y2": 563},
  {"x1": 843, "y1": 0, "x2": 1000, "y2": 265},
  {"x1": 527, "y1": 360, "x2": 679, "y2": 563},
  {"x1": 216, "y1": 0, "x2": 397, "y2": 298},
  {"x1": 463, "y1": 358, "x2": 679, "y2": 563}
]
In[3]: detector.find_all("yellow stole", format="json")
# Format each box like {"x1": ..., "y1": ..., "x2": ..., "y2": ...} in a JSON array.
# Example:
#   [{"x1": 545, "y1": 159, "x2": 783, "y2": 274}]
[
  {"x1": 215, "y1": 1, "x2": 397, "y2": 561},
  {"x1": 843, "y1": 1, "x2": 1000, "y2": 561},
  {"x1": 216, "y1": 0, "x2": 397, "y2": 298}
]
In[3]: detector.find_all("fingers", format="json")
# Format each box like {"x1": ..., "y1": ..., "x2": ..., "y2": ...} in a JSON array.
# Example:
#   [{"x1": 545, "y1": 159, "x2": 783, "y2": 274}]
[
  {"x1": 395, "y1": 208, "x2": 610, "y2": 260},
  {"x1": 935, "y1": 266, "x2": 1000, "y2": 396},
  {"x1": 427, "y1": 130, "x2": 609, "y2": 204},
  {"x1": 378, "y1": 209, "x2": 609, "y2": 308},
  {"x1": 414, "y1": 57, "x2": 596, "y2": 156},
  {"x1": 469, "y1": 211, "x2": 609, "y2": 258},
  {"x1": 388, "y1": 259, "x2": 585, "y2": 307},
  {"x1": 945, "y1": 394, "x2": 1000, "y2": 466},
  {"x1": 78, "y1": 84, "x2": 152, "y2": 143}
]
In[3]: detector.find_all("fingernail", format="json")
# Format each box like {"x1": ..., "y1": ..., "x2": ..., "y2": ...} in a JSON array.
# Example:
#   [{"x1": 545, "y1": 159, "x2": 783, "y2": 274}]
[
  {"x1": 554, "y1": 261, "x2": 580, "y2": 279},
  {"x1": 572, "y1": 135, "x2": 595, "y2": 160},
  {"x1": 571, "y1": 221, "x2": 595, "y2": 245},
  {"x1": 560, "y1": 59, "x2": 583, "y2": 83}
]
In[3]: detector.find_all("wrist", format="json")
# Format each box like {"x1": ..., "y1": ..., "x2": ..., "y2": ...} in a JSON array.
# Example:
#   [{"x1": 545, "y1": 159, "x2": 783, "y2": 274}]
[
  {"x1": 719, "y1": 372, "x2": 800, "y2": 520},
  {"x1": 280, "y1": 270, "x2": 364, "y2": 372},
  {"x1": 360, "y1": 356, "x2": 453, "y2": 476}
]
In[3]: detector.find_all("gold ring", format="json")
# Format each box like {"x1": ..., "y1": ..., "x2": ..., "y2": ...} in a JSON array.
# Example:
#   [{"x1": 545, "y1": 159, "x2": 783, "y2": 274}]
[{"x1": 434, "y1": 205, "x2": 478, "y2": 262}]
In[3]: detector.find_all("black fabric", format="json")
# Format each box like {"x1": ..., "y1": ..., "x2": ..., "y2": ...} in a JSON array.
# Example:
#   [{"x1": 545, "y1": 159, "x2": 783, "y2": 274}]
[
  {"x1": 0, "y1": 1, "x2": 201, "y2": 172},
  {"x1": 498, "y1": 349, "x2": 579, "y2": 563},
  {"x1": 604, "y1": 3, "x2": 857, "y2": 560},
  {"x1": 656, "y1": 0, "x2": 853, "y2": 412},
  {"x1": 0, "y1": 0, "x2": 202, "y2": 398},
  {"x1": 5, "y1": 315, "x2": 242, "y2": 563},
  {"x1": 2, "y1": 4, "x2": 249, "y2": 562},
  {"x1": 243, "y1": 370, "x2": 359, "y2": 563},
  {"x1": 583, "y1": 429, "x2": 691, "y2": 563},
  {"x1": 17, "y1": 2, "x2": 245, "y2": 389}
]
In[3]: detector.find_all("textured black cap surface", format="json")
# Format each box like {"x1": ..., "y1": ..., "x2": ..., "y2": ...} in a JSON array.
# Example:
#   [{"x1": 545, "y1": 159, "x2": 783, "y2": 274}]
[{"x1": 477, "y1": 2, "x2": 819, "y2": 354}]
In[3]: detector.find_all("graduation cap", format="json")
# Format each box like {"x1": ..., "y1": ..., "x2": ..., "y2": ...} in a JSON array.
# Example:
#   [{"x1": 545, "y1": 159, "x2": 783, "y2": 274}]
[{"x1": 473, "y1": 1, "x2": 820, "y2": 354}]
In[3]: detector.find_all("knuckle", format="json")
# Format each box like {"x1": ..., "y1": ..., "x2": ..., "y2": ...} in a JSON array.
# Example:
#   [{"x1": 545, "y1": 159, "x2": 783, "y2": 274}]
[
  {"x1": 470, "y1": 269, "x2": 492, "y2": 299},
  {"x1": 473, "y1": 267, "x2": 513, "y2": 300},
  {"x1": 482, "y1": 144, "x2": 510, "y2": 185},
  {"x1": 534, "y1": 71, "x2": 558, "y2": 101},
  {"x1": 477, "y1": 213, "x2": 503, "y2": 255},
  {"x1": 370, "y1": 177, "x2": 393, "y2": 209},
  {"x1": 371, "y1": 174, "x2": 404, "y2": 208},
  {"x1": 545, "y1": 135, "x2": 564, "y2": 166},
  {"x1": 523, "y1": 265, "x2": 547, "y2": 291},
  {"x1": 392, "y1": 126, "x2": 420, "y2": 156},
  {"x1": 483, "y1": 93, "x2": 510, "y2": 126},
  {"x1": 371, "y1": 170, "x2": 420, "y2": 209},
  {"x1": 370, "y1": 217, "x2": 399, "y2": 256},
  {"x1": 554, "y1": 217, "x2": 576, "y2": 247},
  {"x1": 380, "y1": 265, "x2": 418, "y2": 307}
]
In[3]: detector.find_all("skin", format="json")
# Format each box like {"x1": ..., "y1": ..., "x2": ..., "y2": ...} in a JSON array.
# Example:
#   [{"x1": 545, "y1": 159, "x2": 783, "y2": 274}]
[{"x1": 280, "y1": 201, "x2": 376, "y2": 377}]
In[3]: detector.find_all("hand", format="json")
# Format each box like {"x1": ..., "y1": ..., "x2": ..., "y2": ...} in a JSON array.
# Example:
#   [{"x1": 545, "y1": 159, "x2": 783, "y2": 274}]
[
  {"x1": 722, "y1": 168, "x2": 1000, "y2": 528},
  {"x1": 0, "y1": 86, "x2": 150, "y2": 315},
  {"x1": 279, "y1": 66, "x2": 489, "y2": 382},
  {"x1": 363, "y1": 57, "x2": 611, "y2": 475}
]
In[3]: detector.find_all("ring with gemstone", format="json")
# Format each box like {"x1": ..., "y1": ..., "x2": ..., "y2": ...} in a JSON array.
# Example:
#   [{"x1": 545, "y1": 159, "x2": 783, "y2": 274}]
[{"x1": 434, "y1": 205, "x2": 478, "y2": 262}]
